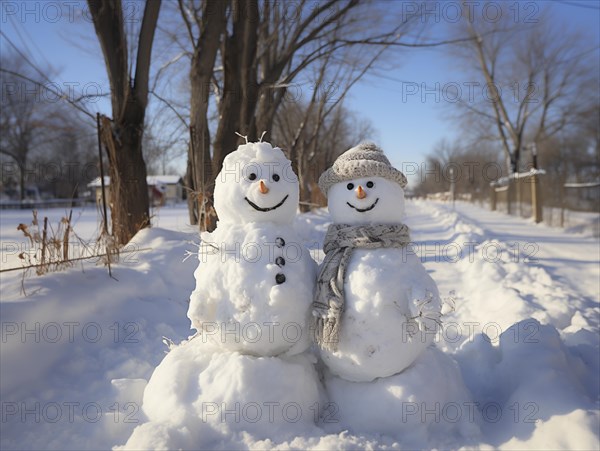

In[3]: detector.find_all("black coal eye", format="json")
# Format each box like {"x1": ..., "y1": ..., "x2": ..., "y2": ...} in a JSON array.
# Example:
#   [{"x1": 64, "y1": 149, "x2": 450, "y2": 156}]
[
  {"x1": 366, "y1": 181, "x2": 374, "y2": 188},
  {"x1": 273, "y1": 174, "x2": 280, "y2": 182},
  {"x1": 248, "y1": 173, "x2": 257, "y2": 181},
  {"x1": 347, "y1": 183, "x2": 354, "y2": 190}
]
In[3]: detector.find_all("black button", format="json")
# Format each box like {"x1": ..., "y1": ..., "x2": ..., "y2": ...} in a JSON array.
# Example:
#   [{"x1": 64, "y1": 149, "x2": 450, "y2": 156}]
[
  {"x1": 275, "y1": 257, "x2": 285, "y2": 267},
  {"x1": 275, "y1": 273, "x2": 286, "y2": 284},
  {"x1": 275, "y1": 237, "x2": 285, "y2": 247}
]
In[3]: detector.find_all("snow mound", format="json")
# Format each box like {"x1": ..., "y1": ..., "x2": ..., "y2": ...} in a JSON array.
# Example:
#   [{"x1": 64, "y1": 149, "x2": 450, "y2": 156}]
[
  {"x1": 121, "y1": 339, "x2": 323, "y2": 450},
  {"x1": 324, "y1": 346, "x2": 481, "y2": 448},
  {"x1": 456, "y1": 319, "x2": 599, "y2": 448}
]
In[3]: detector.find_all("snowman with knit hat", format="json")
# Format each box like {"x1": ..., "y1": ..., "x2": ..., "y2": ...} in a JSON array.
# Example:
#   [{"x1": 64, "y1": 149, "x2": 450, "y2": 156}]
[{"x1": 313, "y1": 143, "x2": 479, "y2": 442}]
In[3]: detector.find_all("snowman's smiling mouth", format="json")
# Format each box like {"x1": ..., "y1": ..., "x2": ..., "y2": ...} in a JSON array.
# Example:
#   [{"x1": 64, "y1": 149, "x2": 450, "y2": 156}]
[
  {"x1": 346, "y1": 198, "x2": 379, "y2": 213},
  {"x1": 245, "y1": 195, "x2": 289, "y2": 212}
]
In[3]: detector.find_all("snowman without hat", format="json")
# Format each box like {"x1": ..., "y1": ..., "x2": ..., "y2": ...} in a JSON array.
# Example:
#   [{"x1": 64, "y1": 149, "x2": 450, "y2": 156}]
[
  {"x1": 189, "y1": 140, "x2": 318, "y2": 356},
  {"x1": 123, "y1": 141, "x2": 323, "y2": 448}
]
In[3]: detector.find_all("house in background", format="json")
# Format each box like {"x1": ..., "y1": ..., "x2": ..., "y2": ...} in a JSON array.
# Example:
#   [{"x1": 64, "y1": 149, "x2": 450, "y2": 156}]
[{"x1": 88, "y1": 175, "x2": 184, "y2": 206}]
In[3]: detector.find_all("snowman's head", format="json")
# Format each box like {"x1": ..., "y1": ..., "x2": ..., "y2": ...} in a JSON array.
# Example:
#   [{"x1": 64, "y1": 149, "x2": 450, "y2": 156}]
[
  {"x1": 319, "y1": 143, "x2": 407, "y2": 225},
  {"x1": 214, "y1": 142, "x2": 299, "y2": 224},
  {"x1": 328, "y1": 176, "x2": 405, "y2": 224}
]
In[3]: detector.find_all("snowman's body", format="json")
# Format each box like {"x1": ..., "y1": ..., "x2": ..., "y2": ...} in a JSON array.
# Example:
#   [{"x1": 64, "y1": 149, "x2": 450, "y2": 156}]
[
  {"x1": 320, "y1": 246, "x2": 441, "y2": 381},
  {"x1": 187, "y1": 142, "x2": 317, "y2": 356},
  {"x1": 188, "y1": 221, "x2": 315, "y2": 356},
  {"x1": 324, "y1": 347, "x2": 480, "y2": 443},
  {"x1": 125, "y1": 342, "x2": 322, "y2": 449},
  {"x1": 123, "y1": 142, "x2": 321, "y2": 449}
]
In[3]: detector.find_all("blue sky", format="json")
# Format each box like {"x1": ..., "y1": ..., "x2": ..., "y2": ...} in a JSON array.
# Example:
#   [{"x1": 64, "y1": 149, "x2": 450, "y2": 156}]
[{"x1": 1, "y1": 0, "x2": 598, "y2": 180}]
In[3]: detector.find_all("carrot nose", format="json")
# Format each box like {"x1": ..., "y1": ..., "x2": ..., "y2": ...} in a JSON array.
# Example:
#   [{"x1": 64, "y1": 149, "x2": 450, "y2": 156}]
[
  {"x1": 259, "y1": 180, "x2": 269, "y2": 194},
  {"x1": 356, "y1": 185, "x2": 366, "y2": 199}
]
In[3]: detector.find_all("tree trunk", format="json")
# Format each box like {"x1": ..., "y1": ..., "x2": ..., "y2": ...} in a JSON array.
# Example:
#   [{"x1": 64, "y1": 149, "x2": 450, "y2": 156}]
[
  {"x1": 101, "y1": 116, "x2": 150, "y2": 246},
  {"x1": 186, "y1": 0, "x2": 227, "y2": 228},
  {"x1": 212, "y1": 4, "x2": 244, "y2": 175},
  {"x1": 239, "y1": 0, "x2": 259, "y2": 140},
  {"x1": 88, "y1": 0, "x2": 160, "y2": 245}
]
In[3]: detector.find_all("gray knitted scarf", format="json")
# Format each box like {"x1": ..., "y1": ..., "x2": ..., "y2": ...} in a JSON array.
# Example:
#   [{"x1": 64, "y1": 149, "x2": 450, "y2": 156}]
[{"x1": 312, "y1": 223, "x2": 411, "y2": 351}]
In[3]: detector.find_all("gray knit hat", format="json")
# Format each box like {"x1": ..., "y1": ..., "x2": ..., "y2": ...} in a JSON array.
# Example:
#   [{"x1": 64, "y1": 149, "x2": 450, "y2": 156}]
[{"x1": 318, "y1": 143, "x2": 407, "y2": 197}]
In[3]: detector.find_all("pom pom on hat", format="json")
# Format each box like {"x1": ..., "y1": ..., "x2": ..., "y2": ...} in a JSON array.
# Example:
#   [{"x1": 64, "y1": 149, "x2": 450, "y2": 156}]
[{"x1": 318, "y1": 143, "x2": 407, "y2": 197}]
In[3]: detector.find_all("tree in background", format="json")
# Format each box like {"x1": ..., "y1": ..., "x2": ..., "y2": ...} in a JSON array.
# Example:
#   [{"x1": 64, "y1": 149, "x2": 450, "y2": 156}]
[
  {"x1": 172, "y1": 0, "x2": 425, "y2": 229},
  {"x1": 273, "y1": 101, "x2": 375, "y2": 210},
  {"x1": 33, "y1": 118, "x2": 98, "y2": 199},
  {"x1": 171, "y1": 0, "x2": 225, "y2": 227},
  {"x1": 142, "y1": 101, "x2": 187, "y2": 176},
  {"x1": 413, "y1": 139, "x2": 501, "y2": 202},
  {"x1": 88, "y1": 0, "x2": 161, "y2": 245},
  {"x1": 0, "y1": 56, "x2": 64, "y2": 200},
  {"x1": 451, "y1": 6, "x2": 595, "y2": 175}
]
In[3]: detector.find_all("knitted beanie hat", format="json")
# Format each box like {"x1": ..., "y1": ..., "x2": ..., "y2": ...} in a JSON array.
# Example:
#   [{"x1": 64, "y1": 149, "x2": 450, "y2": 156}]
[{"x1": 318, "y1": 143, "x2": 407, "y2": 197}]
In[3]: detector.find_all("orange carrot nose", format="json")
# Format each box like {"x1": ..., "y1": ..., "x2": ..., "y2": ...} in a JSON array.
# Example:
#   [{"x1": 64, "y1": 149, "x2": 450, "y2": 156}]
[
  {"x1": 259, "y1": 180, "x2": 269, "y2": 194},
  {"x1": 356, "y1": 185, "x2": 366, "y2": 199}
]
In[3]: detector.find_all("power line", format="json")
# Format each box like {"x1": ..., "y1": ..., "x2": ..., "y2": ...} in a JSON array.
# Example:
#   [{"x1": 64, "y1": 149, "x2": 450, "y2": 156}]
[
  {"x1": 0, "y1": 29, "x2": 53, "y2": 84},
  {"x1": 8, "y1": 14, "x2": 53, "y2": 69}
]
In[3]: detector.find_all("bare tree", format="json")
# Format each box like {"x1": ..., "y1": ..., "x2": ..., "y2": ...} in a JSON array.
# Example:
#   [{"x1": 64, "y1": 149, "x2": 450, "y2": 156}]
[
  {"x1": 413, "y1": 139, "x2": 501, "y2": 202},
  {"x1": 88, "y1": 0, "x2": 161, "y2": 245},
  {"x1": 178, "y1": 0, "x2": 425, "y2": 228},
  {"x1": 173, "y1": 0, "x2": 226, "y2": 226},
  {"x1": 271, "y1": 30, "x2": 384, "y2": 210},
  {"x1": 157, "y1": 1, "x2": 480, "y2": 228},
  {"x1": 34, "y1": 122, "x2": 99, "y2": 199},
  {"x1": 451, "y1": 6, "x2": 595, "y2": 175},
  {"x1": 0, "y1": 55, "x2": 66, "y2": 200},
  {"x1": 279, "y1": 101, "x2": 376, "y2": 208}
]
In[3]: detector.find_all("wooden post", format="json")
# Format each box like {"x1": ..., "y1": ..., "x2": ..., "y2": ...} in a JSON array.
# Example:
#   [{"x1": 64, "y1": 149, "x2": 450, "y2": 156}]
[
  {"x1": 531, "y1": 173, "x2": 542, "y2": 223},
  {"x1": 96, "y1": 113, "x2": 113, "y2": 278},
  {"x1": 96, "y1": 113, "x2": 109, "y2": 236},
  {"x1": 507, "y1": 179, "x2": 514, "y2": 215},
  {"x1": 560, "y1": 179, "x2": 565, "y2": 228},
  {"x1": 450, "y1": 167, "x2": 456, "y2": 210},
  {"x1": 490, "y1": 184, "x2": 497, "y2": 211},
  {"x1": 516, "y1": 175, "x2": 522, "y2": 217}
]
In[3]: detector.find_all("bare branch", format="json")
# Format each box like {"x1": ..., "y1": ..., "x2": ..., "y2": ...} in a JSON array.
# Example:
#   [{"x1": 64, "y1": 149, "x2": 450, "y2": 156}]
[{"x1": 0, "y1": 68, "x2": 95, "y2": 120}]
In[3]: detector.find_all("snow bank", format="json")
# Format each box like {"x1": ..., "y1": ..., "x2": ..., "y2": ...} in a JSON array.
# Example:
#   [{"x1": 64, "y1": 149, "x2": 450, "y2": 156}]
[
  {"x1": 1, "y1": 202, "x2": 598, "y2": 450},
  {"x1": 1, "y1": 222, "x2": 197, "y2": 449}
]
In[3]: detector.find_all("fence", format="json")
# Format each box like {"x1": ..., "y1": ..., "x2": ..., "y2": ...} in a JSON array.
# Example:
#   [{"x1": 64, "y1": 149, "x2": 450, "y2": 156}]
[
  {"x1": 490, "y1": 172, "x2": 600, "y2": 236},
  {"x1": 490, "y1": 170, "x2": 543, "y2": 222},
  {"x1": 0, "y1": 198, "x2": 94, "y2": 210}
]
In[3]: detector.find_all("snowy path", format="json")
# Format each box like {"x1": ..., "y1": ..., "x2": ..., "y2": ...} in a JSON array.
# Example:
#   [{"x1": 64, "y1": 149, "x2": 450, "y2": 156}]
[
  {"x1": 407, "y1": 200, "x2": 599, "y2": 332},
  {"x1": 426, "y1": 201, "x2": 598, "y2": 303},
  {"x1": 405, "y1": 200, "x2": 599, "y2": 449},
  {"x1": 1, "y1": 202, "x2": 598, "y2": 450}
]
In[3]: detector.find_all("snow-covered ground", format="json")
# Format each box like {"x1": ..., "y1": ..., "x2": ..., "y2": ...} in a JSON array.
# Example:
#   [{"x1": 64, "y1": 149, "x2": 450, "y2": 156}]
[{"x1": 1, "y1": 201, "x2": 598, "y2": 450}]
